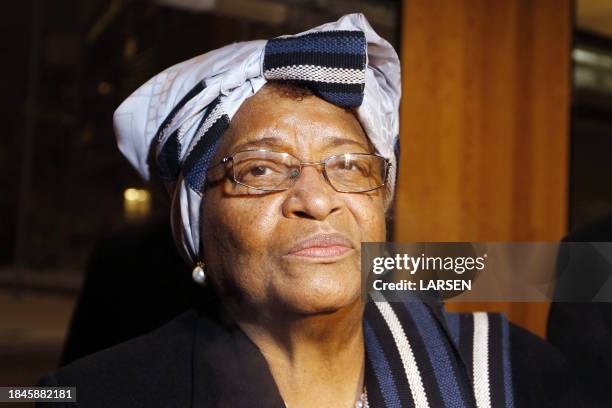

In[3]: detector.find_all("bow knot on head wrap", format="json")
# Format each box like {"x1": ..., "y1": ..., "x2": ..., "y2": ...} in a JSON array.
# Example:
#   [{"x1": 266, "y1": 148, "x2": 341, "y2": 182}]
[
  {"x1": 263, "y1": 30, "x2": 366, "y2": 108},
  {"x1": 113, "y1": 13, "x2": 401, "y2": 264}
]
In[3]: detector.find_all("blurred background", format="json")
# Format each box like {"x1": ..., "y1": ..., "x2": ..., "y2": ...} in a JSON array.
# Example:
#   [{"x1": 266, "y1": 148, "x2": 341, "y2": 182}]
[{"x1": 0, "y1": 0, "x2": 611, "y2": 397}]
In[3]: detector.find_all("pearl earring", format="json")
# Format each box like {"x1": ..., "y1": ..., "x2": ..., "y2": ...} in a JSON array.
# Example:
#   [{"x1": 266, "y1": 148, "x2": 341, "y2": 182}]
[{"x1": 192, "y1": 261, "x2": 207, "y2": 285}]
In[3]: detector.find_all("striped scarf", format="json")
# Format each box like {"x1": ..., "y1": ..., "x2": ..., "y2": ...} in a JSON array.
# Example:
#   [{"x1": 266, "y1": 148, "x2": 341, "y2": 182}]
[{"x1": 363, "y1": 299, "x2": 514, "y2": 408}]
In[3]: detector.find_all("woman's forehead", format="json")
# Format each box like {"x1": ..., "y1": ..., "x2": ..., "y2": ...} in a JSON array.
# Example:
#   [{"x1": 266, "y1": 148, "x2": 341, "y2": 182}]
[
  {"x1": 218, "y1": 86, "x2": 373, "y2": 157},
  {"x1": 231, "y1": 135, "x2": 368, "y2": 154}
]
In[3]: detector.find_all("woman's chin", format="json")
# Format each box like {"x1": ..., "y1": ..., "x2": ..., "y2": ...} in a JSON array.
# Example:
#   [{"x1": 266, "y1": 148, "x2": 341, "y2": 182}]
[{"x1": 272, "y1": 278, "x2": 362, "y2": 316}]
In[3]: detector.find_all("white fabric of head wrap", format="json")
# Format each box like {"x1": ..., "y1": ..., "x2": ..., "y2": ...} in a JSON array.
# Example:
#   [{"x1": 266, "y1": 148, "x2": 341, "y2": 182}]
[{"x1": 113, "y1": 13, "x2": 401, "y2": 264}]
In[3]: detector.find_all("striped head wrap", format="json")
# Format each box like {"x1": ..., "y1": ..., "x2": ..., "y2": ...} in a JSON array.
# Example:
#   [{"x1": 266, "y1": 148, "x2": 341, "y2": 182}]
[{"x1": 113, "y1": 13, "x2": 401, "y2": 264}]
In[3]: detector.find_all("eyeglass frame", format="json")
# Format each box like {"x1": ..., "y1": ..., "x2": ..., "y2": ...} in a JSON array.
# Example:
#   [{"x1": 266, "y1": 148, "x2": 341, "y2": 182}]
[{"x1": 205, "y1": 148, "x2": 392, "y2": 193}]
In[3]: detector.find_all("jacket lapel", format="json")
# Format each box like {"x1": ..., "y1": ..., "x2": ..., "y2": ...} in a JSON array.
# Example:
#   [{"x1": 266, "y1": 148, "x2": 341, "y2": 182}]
[{"x1": 191, "y1": 307, "x2": 286, "y2": 407}]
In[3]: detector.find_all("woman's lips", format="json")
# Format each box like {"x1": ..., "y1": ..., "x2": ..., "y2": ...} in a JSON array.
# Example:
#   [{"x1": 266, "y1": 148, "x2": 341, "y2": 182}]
[
  {"x1": 285, "y1": 232, "x2": 354, "y2": 258},
  {"x1": 289, "y1": 245, "x2": 353, "y2": 257}
]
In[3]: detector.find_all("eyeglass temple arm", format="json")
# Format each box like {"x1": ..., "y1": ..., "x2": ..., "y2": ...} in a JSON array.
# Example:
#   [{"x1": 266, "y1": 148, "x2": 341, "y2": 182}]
[{"x1": 204, "y1": 156, "x2": 233, "y2": 183}]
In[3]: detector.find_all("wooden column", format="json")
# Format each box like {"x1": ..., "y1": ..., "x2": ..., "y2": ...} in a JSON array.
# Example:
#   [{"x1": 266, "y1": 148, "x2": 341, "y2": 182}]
[{"x1": 395, "y1": 0, "x2": 572, "y2": 337}]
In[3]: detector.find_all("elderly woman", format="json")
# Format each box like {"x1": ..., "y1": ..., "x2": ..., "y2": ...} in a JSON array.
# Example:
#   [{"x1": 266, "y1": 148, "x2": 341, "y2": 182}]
[{"x1": 38, "y1": 14, "x2": 580, "y2": 408}]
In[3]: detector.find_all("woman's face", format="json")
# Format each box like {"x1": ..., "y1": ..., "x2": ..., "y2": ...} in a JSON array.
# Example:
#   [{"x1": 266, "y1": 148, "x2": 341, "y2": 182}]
[{"x1": 201, "y1": 84, "x2": 387, "y2": 318}]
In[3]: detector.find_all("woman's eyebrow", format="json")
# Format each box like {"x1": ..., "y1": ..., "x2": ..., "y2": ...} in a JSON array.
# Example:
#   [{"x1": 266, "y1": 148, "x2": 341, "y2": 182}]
[
  {"x1": 232, "y1": 136, "x2": 368, "y2": 152},
  {"x1": 325, "y1": 136, "x2": 369, "y2": 150},
  {"x1": 232, "y1": 137, "x2": 287, "y2": 152}
]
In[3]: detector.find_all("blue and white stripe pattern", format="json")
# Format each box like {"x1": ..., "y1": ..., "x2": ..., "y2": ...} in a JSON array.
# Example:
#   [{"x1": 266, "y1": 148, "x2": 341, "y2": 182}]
[
  {"x1": 263, "y1": 31, "x2": 367, "y2": 108},
  {"x1": 180, "y1": 98, "x2": 230, "y2": 192},
  {"x1": 156, "y1": 81, "x2": 207, "y2": 184},
  {"x1": 364, "y1": 299, "x2": 514, "y2": 408}
]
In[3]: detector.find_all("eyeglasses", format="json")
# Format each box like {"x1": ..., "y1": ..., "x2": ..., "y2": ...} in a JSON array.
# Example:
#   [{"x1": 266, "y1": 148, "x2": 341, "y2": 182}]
[{"x1": 206, "y1": 149, "x2": 391, "y2": 193}]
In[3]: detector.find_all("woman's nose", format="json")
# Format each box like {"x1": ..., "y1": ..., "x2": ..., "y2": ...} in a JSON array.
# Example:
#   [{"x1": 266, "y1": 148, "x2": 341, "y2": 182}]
[{"x1": 281, "y1": 166, "x2": 343, "y2": 221}]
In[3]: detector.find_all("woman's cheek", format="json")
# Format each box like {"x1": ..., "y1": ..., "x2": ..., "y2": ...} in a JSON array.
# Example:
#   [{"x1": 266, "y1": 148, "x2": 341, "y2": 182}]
[
  {"x1": 220, "y1": 198, "x2": 279, "y2": 249},
  {"x1": 350, "y1": 197, "x2": 386, "y2": 241}
]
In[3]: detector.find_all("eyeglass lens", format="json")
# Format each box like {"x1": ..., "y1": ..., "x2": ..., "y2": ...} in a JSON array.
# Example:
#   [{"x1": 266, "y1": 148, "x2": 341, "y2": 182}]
[{"x1": 229, "y1": 150, "x2": 387, "y2": 193}]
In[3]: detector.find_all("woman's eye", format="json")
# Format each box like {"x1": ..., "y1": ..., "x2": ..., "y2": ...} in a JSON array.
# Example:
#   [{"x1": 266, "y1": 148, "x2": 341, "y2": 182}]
[
  {"x1": 339, "y1": 161, "x2": 368, "y2": 173},
  {"x1": 237, "y1": 161, "x2": 282, "y2": 179},
  {"x1": 337, "y1": 161, "x2": 352, "y2": 170},
  {"x1": 250, "y1": 166, "x2": 269, "y2": 176}
]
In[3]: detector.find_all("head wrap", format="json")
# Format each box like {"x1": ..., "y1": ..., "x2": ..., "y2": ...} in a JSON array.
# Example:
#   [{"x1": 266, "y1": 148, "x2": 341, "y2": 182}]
[{"x1": 113, "y1": 13, "x2": 401, "y2": 264}]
